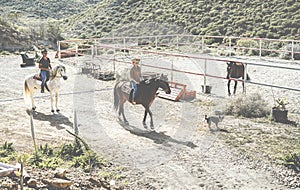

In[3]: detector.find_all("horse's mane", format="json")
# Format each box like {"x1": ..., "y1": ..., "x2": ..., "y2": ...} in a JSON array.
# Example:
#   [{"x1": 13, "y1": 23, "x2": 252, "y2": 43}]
[{"x1": 50, "y1": 65, "x2": 65, "y2": 80}]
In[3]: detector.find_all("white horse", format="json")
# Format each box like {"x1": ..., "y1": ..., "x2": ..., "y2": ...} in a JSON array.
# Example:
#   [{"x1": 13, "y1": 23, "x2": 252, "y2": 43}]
[{"x1": 24, "y1": 65, "x2": 68, "y2": 112}]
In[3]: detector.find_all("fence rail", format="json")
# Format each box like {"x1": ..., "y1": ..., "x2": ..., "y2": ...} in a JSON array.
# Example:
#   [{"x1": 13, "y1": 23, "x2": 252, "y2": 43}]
[{"x1": 58, "y1": 35, "x2": 300, "y2": 94}]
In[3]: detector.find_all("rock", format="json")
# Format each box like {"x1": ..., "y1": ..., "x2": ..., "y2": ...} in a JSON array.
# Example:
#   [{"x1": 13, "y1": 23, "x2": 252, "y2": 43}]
[
  {"x1": 54, "y1": 168, "x2": 68, "y2": 179},
  {"x1": 42, "y1": 178, "x2": 73, "y2": 189},
  {"x1": 27, "y1": 179, "x2": 37, "y2": 188},
  {"x1": 89, "y1": 177, "x2": 101, "y2": 187}
]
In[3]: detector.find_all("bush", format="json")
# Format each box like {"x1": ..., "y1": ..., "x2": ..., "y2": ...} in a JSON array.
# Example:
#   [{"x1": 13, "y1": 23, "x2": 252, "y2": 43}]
[
  {"x1": 236, "y1": 39, "x2": 259, "y2": 55},
  {"x1": 280, "y1": 43, "x2": 300, "y2": 60},
  {"x1": 224, "y1": 93, "x2": 270, "y2": 118},
  {"x1": 283, "y1": 152, "x2": 300, "y2": 172}
]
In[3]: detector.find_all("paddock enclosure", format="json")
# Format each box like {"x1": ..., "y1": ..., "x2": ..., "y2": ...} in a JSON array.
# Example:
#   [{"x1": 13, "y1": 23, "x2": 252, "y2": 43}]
[
  {"x1": 0, "y1": 34, "x2": 300, "y2": 189},
  {"x1": 58, "y1": 34, "x2": 300, "y2": 109}
]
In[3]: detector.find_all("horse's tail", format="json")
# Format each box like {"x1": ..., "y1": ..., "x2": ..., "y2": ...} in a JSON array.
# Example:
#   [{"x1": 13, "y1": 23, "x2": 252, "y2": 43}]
[
  {"x1": 23, "y1": 79, "x2": 31, "y2": 107},
  {"x1": 113, "y1": 83, "x2": 119, "y2": 111}
]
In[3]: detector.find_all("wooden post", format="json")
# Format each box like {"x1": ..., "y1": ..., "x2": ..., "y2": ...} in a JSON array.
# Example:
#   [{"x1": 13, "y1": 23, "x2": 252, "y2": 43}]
[
  {"x1": 204, "y1": 59, "x2": 207, "y2": 93},
  {"x1": 291, "y1": 40, "x2": 294, "y2": 60},
  {"x1": 176, "y1": 35, "x2": 179, "y2": 50},
  {"x1": 201, "y1": 36, "x2": 204, "y2": 52},
  {"x1": 244, "y1": 63, "x2": 247, "y2": 95},
  {"x1": 229, "y1": 37, "x2": 232, "y2": 57},
  {"x1": 123, "y1": 37, "x2": 126, "y2": 52},
  {"x1": 259, "y1": 39, "x2": 262, "y2": 58}
]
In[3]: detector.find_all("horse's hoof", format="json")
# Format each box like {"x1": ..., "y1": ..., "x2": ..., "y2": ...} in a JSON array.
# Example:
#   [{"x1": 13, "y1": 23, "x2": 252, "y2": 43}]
[
  {"x1": 124, "y1": 121, "x2": 129, "y2": 125},
  {"x1": 150, "y1": 125, "x2": 154, "y2": 130},
  {"x1": 56, "y1": 109, "x2": 60, "y2": 112},
  {"x1": 32, "y1": 107, "x2": 36, "y2": 111},
  {"x1": 143, "y1": 122, "x2": 147, "y2": 128},
  {"x1": 51, "y1": 110, "x2": 54, "y2": 113}
]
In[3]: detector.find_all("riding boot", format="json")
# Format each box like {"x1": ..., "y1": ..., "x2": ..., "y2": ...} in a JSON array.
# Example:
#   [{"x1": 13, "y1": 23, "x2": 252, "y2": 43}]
[
  {"x1": 45, "y1": 83, "x2": 50, "y2": 92},
  {"x1": 132, "y1": 96, "x2": 136, "y2": 104},
  {"x1": 41, "y1": 85, "x2": 44, "y2": 93}
]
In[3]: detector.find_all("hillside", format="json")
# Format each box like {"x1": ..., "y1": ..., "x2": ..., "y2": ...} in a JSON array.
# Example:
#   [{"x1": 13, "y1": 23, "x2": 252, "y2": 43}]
[
  {"x1": 0, "y1": 0, "x2": 100, "y2": 51},
  {"x1": 62, "y1": 0, "x2": 300, "y2": 39},
  {"x1": 0, "y1": 0, "x2": 299, "y2": 51},
  {"x1": 0, "y1": 0, "x2": 100, "y2": 19},
  {"x1": 0, "y1": 19, "x2": 31, "y2": 51}
]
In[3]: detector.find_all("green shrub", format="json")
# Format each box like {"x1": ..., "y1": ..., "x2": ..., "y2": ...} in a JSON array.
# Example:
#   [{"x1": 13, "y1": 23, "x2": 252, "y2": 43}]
[
  {"x1": 224, "y1": 93, "x2": 270, "y2": 118},
  {"x1": 0, "y1": 142, "x2": 15, "y2": 160},
  {"x1": 282, "y1": 152, "x2": 300, "y2": 172},
  {"x1": 280, "y1": 43, "x2": 300, "y2": 60}
]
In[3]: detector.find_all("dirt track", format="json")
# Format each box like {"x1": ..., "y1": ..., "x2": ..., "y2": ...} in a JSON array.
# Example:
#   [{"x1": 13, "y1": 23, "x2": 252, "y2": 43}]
[{"x1": 1, "y1": 53, "x2": 299, "y2": 189}]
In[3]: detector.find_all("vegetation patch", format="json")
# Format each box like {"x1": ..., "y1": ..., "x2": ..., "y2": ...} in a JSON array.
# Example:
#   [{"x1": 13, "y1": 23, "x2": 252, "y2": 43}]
[{"x1": 224, "y1": 93, "x2": 270, "y2": 118}]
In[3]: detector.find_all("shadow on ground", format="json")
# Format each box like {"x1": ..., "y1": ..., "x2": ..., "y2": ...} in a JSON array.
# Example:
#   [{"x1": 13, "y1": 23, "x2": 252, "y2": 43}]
[
  {"x1": 31, "y1": 111, "x2": 73, "y2": 130},
  {"x1": 118, "y1": 121, "x2": 197, "y2": 149}
]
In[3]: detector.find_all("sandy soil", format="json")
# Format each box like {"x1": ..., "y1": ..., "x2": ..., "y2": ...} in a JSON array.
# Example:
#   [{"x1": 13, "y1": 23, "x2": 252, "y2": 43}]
[{"x1": 0, "y1": 52, "x2": 299, "y2": 189}]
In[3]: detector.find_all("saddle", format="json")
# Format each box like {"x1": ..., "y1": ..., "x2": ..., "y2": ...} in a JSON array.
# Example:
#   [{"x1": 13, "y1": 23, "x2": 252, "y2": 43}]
[
  {"x1": 32, "y1": 71, "x2": 50, "y2": 81},
  {"x1": 121, "y1": 82, "x2": 138, "y2": 102},
  {"x1": 33, "y1": 74, "x2": 42, "y2": 81}
]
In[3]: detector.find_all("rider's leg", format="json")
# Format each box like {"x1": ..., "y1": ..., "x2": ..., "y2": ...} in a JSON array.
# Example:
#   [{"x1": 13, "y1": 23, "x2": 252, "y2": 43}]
[
  {"x1": 132, "y1": 82, "x2": 137, "y2": 102},
  {"x1": 40, "y1": 71, "x2": 47, "y2": 93}
]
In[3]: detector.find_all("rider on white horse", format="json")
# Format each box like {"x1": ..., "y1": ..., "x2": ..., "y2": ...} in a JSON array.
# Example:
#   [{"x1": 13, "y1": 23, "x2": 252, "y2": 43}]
[{"x1": 39, "y1": 49, "x2": 52, "y2": 93}]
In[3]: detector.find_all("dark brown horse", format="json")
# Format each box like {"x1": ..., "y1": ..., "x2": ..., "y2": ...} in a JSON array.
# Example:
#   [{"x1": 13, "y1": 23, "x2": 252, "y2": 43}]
[
  {"x1": 226, "y1": 61, "x2": 250, "y2": 96},
  {"x1": 114, "y1": 77, "x2": 171, "y2": 129}
]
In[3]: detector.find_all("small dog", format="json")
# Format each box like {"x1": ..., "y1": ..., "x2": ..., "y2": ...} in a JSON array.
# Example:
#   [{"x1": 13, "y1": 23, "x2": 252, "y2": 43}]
[{"x1": 204, "y1": 114, "x2": 224, "y2": 129}]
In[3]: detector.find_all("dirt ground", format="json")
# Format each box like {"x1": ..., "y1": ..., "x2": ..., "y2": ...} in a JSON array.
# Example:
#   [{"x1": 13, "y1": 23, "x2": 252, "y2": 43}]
[{"x1": 0, "y1": 52, "x2": 300, "y2": 189}]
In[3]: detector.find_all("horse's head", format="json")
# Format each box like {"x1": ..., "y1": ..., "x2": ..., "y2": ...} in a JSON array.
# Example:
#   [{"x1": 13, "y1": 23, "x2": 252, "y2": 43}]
[
  {"x1": 226, "y1": 61, "x2": 235, "y2": 78},
  {"x1": 53, "y1": 65, "x2": 68, "y2": 80},
  {"x1": 226, "y1": 61, "x2": 234, "y2": 73},
  {"x1": 156, "y1": 78, "x2": 171, "y2": 94}
]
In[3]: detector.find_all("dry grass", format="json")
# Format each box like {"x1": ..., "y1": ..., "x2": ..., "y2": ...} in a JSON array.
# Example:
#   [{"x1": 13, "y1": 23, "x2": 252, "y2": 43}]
[{"x1": 224, "y1": 93, "x2": 270, "y2": 118}]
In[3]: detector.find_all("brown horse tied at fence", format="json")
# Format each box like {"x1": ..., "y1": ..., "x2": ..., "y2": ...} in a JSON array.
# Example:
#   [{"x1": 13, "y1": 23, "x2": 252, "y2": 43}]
[
  {"x1": 114, "y1": 76, "x2": 171, "y2": 129},
  {"x1": 226, "y1": 61, "x2": 250, "y2": 96}
]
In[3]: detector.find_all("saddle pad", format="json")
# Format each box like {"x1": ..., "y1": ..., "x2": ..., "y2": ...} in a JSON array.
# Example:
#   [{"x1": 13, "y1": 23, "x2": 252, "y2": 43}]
[{"x1": 121, "y1": 82, "x2": 132, "y2": 94}]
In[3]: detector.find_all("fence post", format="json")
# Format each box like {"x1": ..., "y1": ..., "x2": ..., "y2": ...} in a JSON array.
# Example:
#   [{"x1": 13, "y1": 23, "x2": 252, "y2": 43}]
[
  {"x1": 176, "y1": 35, "x2": 179, "y2": 50},
  {"x1": 259, "y1": 39, "x2": 262, "y2": 58},
  {"x1": 91, "y1": 45, "x2": 94, "y2": 58},
  {"x1": 75, "y1": 43, "x2": 78, "y2": 58},
  {"x1": 123, "y1": 37, "x2": 126, "y2": 51},
  {"x1": 155, "y1": 36, "x2": 158, "y2": 49},
  {"x1": 244, "y1": 63, "x2": 247, "y2": 95},
  {"x1": 291, "y1": 40, "x2": 294, "y2": 60},
  {"x1": 201, "y1": 36, "x2": 204, "y2": 52},
  {"x1": 203, "y1": 58, "x2": 207, "y2": 93},
  {"x1": 229, "y1": 37, "x2": 232, "y2": 57},
  {"x1": 94, "y1": 39, "x2": 97, "y2": 57}
]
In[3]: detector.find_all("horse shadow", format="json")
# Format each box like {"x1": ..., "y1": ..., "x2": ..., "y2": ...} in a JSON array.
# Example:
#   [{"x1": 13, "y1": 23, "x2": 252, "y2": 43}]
[
  {"x1": 118, "y1": 121, "x2": 197, "y2": 149},
  {"x1": 31, "y1": 111, "x2": 73, "y2": 130}
]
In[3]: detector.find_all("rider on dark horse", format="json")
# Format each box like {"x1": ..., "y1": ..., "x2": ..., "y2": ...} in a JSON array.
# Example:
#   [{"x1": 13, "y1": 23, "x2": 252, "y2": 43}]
[
  {"x1": 130, "y1": 58, "x2": 141, "y2": 104},
  {"x1": 39, "y1": 49, "x2": 52, "y2": 93}
]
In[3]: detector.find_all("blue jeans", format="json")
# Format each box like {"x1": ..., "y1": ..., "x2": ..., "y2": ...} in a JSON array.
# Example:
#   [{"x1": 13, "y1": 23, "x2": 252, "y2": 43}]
[
  {"x1": 41, "y1": 70, "x2": 48, "y2": 88},
  {"x1": 130, "y1": 81, "x2": 137, "y2": 100}
]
